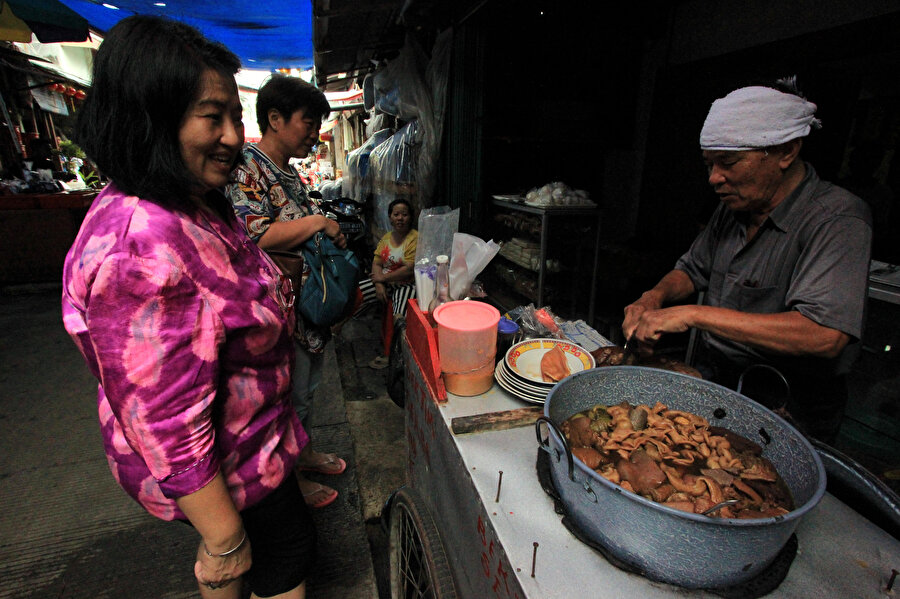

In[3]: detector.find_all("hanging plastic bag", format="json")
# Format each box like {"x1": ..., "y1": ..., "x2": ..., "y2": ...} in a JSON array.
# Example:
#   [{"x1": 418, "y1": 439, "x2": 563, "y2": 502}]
[
  {"x1": 448, "y1": 233, "x2": 500, "y2": 300},
  {"x1": 413, "y1": 206, "x2": 459, "y2": 305}
]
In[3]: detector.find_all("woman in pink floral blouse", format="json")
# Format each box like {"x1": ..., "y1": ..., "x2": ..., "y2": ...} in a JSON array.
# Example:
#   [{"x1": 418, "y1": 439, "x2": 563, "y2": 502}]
[{"x1": 62, "y1": 16, "x2": 314, "y2": 599}]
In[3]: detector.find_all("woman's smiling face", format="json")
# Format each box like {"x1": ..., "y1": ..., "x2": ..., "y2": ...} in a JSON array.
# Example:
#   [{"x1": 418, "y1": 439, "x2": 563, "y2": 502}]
[{"x1": 178, "y1": 69, "x2": 244, "y2": 197}]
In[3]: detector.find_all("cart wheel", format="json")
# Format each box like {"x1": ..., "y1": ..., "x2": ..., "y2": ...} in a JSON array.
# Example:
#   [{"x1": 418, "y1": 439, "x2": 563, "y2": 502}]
[{"x1": 388, "y1": 487, "x2": 457, "y2": 599}]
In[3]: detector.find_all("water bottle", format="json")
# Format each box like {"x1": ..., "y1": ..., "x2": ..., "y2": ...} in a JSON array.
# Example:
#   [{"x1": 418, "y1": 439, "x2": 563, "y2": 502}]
[{"x1": 428, "y1": 255, "x2": 450, "y2": 313}]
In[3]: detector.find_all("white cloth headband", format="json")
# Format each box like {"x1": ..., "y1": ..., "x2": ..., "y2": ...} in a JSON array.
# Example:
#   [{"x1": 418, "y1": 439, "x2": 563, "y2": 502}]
[{"x1": 699, "y1": 86, "x2": 821, "y2": 151}]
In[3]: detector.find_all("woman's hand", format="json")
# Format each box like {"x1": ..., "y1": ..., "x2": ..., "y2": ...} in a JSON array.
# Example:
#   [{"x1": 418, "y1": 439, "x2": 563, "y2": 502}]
[
  {"x1": 194, "y1": 531, "x2": 251, "y2": 591},
  {"x1": 371, "y1": 263, "x2": 413, "y2": 285},
  {"x1": 370, "y1": 258, "x2": 386, "y2": 284},
  {"x1": 321, "y1": 216, "x2": 341, "y2": 239},
  {"x1": 330, "y1": 231, "x2": 347, "y2": 249},
  {"x1": 321, "y1": 217, "x2": 348, "y2": 248},
  {"x1": 175, "y1": 473, "x2": 248, "y2": 595},
  {"x1": 374, "y1": 282, "x2": 388, "y2": 303}
]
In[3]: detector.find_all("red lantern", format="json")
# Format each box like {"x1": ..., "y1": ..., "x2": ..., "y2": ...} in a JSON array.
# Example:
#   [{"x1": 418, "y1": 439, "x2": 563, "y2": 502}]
[
  {"x1": 74, "y1": 90, "x2": 86, "y2": 100},
  {"x1": 49, "y1": 83, "x2": 62, "y2": 93},
  {"x1": 65, "y1": 86, "x2": 76, "y2": 97}
]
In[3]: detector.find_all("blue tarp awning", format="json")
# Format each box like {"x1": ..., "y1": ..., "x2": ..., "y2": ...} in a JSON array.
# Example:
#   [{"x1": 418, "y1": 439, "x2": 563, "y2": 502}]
[{"x1": 57, "y1": 0, "x2": 314, "y2": 70}]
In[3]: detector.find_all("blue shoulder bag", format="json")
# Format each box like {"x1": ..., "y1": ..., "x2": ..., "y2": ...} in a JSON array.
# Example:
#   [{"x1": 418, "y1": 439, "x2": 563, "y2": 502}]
[{"x1": 297, "y1": 232, "x2": 360, "y2": 327}]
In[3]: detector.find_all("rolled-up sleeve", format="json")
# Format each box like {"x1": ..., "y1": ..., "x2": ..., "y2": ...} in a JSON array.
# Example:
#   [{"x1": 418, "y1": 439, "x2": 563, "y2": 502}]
[
  {"x1": 674, "y1": 221, "x2": 716, "y2": 292},
  {"x1": 87, "y1": 252, "x2": 224, "y2": 499},
  {"x1": 787, "y1": 214, "x2": 871, "y2": 339}
]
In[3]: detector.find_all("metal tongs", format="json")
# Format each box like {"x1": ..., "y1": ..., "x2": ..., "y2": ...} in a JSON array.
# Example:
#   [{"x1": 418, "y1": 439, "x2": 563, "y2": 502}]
[
  {"x1": 622, "y1": 333, "x2": 637, "y2": 362},
  {"x1": 701, "y1": 499, "x2": 740, "y2": 516}
]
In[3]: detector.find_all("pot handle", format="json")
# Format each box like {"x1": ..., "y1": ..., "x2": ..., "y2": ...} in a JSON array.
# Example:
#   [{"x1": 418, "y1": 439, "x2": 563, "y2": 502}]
[
  {"x1": 737, "y1": 364, "x2": 791, "y2": 411},
  {"x1": 535, "y1": 415, "x2": 576, "y2": 481}
]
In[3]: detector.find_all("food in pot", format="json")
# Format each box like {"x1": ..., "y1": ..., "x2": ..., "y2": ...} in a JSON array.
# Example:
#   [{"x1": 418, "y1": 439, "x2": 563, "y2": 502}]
[
  {"x1": 561, "y1": 401, "x2": 792, "y2": 518},
  {"x1": 590, "y1": 346, "x2": 703, "y2": 378},
  {"x1": 591, "y1": 346, "x2": 638, "y2": 367},
  {"x1": 540, "y1": 345, "x2": 571, "y2": 382}
]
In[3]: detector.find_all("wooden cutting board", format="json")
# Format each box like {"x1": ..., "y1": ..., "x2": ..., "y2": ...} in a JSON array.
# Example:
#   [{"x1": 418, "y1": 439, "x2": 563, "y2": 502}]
[{"x1": 451, "y1": 406, "x2": 544, "y2": 435}]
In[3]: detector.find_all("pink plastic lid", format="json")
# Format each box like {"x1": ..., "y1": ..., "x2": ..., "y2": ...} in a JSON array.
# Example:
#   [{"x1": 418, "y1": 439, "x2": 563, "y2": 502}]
[{"x1": 432, "y1": 300, "x2": 500, "y2": 332}]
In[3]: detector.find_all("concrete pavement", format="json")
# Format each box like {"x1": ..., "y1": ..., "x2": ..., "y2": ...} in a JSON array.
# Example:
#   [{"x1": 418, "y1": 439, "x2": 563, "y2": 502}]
[{"x1": 0, "y1": 286, "x2": 405, "y2": 599}]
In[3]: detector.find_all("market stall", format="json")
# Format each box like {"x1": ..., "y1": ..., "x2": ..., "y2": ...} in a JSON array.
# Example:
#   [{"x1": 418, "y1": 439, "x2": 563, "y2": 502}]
[
  {"x1": 384, "y1": 299, "x2": 900, "y2": 599},
  {"x1": 0, "y1": 188, "x2": 95, "y2": 283}
]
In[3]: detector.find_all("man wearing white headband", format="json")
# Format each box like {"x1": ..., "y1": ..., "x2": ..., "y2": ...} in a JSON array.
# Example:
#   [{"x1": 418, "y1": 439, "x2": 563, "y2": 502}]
[{"x1": 623, "y1": 79, "x2": 872, "y2": 444}]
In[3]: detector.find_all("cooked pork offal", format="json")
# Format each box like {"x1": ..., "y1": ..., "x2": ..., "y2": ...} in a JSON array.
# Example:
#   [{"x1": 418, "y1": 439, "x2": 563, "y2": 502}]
[
  {"x1": 561, "y1": 402, "x2": 793, "y2": 518},
  {"x1": 541, "y1": 345, "x2": 571, "y2": 382}
]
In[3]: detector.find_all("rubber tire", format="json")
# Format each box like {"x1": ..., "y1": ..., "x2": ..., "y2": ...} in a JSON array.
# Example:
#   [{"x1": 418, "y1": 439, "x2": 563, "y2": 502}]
[{"x1": 388, "y1": 487, "x2": 458, "y2": 599}]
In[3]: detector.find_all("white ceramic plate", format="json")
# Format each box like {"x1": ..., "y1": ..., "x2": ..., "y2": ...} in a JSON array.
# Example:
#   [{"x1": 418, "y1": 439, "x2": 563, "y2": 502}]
[
  {"x1": 505, "y1": 338, "x2": 595, "y2": 384},
  {"x1": 496, "y1": 365, "x2": 548, "y2": 401},
  {"x1": 493, "y1": 363, "x2": 547, "y2": 404},
  {"x1": 497, "y1": 360, "x2": 554, "y2": 394}
]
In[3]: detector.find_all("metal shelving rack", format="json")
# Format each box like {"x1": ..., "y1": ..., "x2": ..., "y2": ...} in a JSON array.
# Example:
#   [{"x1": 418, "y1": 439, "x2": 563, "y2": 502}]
[{"x1": 490, "y1": 197, "x2": 602, "y2": 323}]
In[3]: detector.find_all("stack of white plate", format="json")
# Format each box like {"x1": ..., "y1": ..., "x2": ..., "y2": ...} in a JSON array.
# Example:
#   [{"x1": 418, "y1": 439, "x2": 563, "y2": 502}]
[{"x1": 494, "y1": 338, "x2": 595, "y2": 404}]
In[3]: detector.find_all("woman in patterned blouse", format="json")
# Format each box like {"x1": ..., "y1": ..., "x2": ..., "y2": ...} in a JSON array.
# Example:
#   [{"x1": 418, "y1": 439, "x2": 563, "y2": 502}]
[{"x1": 62, "y1": 16, "x2": 315, "y2": 599}]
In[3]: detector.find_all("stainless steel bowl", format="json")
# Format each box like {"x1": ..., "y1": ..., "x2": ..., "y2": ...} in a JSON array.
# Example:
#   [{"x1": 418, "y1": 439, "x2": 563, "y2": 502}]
[{"x1": 539, "y1": 366, "x2": 826, "y2": 588}]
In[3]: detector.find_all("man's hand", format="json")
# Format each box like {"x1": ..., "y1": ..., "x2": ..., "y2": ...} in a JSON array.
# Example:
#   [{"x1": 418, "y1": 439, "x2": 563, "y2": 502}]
[
  {"x1": 630, "y1": 305, "x2": 696, "y2": 349},
  {"x1": 622, "y1": 292, "x2": 664, "y2": 340},
  {"x1": 622, "y1": 269, "x2": 696, "y2": 347}
]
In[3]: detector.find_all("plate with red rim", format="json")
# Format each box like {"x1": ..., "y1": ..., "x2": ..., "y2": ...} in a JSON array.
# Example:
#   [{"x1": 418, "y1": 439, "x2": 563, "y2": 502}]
[
  {"x1": 504, "y1": 338, "x2": 594, "y2": 385},
  {"x1": 493, "y1": 363, "x2": 547, "y2": 404},
  {"x1": 496, "y1": 360, "x2": 554, "y2": 394}
]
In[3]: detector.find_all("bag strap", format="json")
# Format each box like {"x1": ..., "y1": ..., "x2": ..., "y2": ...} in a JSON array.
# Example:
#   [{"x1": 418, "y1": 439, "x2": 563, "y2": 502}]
[{"x1": 319, "y1": 262, "x2": 328, "y2": 304}]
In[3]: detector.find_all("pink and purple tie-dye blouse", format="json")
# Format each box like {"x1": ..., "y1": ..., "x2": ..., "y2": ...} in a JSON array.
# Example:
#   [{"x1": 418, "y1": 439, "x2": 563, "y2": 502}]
[{"x1": 62, "y1": 184, "x2": 307, "y2": 521}]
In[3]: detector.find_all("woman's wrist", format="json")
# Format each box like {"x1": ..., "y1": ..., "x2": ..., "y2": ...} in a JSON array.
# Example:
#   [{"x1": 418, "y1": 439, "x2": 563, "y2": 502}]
[
  {"x1": 203, "y1": 528, "x2": 246, "y2": 555},
  {"x1": 204, "y1": 530, "x2": 247, "y2": 558}
]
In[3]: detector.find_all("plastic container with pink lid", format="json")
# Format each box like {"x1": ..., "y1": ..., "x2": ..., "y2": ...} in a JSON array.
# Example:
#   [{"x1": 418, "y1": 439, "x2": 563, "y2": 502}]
[{"x1": 432, "y1": 300, "x2": 500, "y2": 396}]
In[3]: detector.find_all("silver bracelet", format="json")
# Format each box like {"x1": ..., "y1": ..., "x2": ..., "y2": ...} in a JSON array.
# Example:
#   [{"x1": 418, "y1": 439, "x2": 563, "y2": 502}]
[{"x1": 204, "y1": 531, "x2": 247, "y2": 558}]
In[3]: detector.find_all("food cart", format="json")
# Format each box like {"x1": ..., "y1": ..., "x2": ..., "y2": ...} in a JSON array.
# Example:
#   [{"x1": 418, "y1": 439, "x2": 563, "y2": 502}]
[{"x1": 383, "y1": 300, "x2": 900, "y2": 599}]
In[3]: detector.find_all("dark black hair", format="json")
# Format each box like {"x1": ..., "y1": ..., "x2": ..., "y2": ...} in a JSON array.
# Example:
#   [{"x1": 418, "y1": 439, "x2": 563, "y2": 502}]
[
  {"x1": 75, "y1": 15, "x2": 240, "y2": 206},
  {"x1": 256, "y1": 73, "x2": 331, "y2": 134},
  {"x1": 388, "y1": 198, "x2": 413, "y2": 219}
]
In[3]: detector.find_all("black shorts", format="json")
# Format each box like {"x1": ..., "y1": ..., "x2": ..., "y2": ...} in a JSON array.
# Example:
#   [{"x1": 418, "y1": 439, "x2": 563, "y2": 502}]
[
  {"x1": 180, "y1": 471, "x2": 316, "y2": 597},
  {"x1": 242, "y1": 471, "x2": 317, "y2": 597}
]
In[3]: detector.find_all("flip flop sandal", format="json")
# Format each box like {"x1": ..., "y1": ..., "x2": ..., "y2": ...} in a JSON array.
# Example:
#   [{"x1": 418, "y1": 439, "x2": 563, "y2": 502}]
[
  {"x1": 303, "y1": 483, "x2": 338, "y2": 509},
  {"x1": 369, "y1": 355, "x2": 390, "y2": 369},
  {"x1": 297, "y1": 455, "x2": 347, "y2": 475}
]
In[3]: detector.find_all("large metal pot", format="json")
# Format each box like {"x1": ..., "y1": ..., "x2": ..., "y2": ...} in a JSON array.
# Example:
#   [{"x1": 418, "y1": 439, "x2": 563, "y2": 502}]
[{"x1": 538, "y1": 366, "x2": 826, "y2": 589}]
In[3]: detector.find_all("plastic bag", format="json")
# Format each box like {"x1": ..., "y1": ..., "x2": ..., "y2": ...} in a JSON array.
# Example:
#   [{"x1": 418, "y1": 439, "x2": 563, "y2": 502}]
[
  {"x1": 369, "y1": 32, "x2": 451, "y2": 210},
  {"x1": 372, "y1": 36, "x2": 430, "y2": 121},
  {"x1": 370, "y1": 121, "x2": 420, "y2": 232},
  {"x1": 448, "y1": 233, "x2": 500, "y2": 300},
  {"x1": 344, "y1": 128, "x2": 392, "y2": 203},
  {"x1": 507, "y1": 304, "x2": 565, "y2": 339},
  {"x1": 413, "y1": 206, "x2": 459, "y2": 304},
  {"x1": 414, "y1": 206, "x2": 458, "y2": 264}
]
